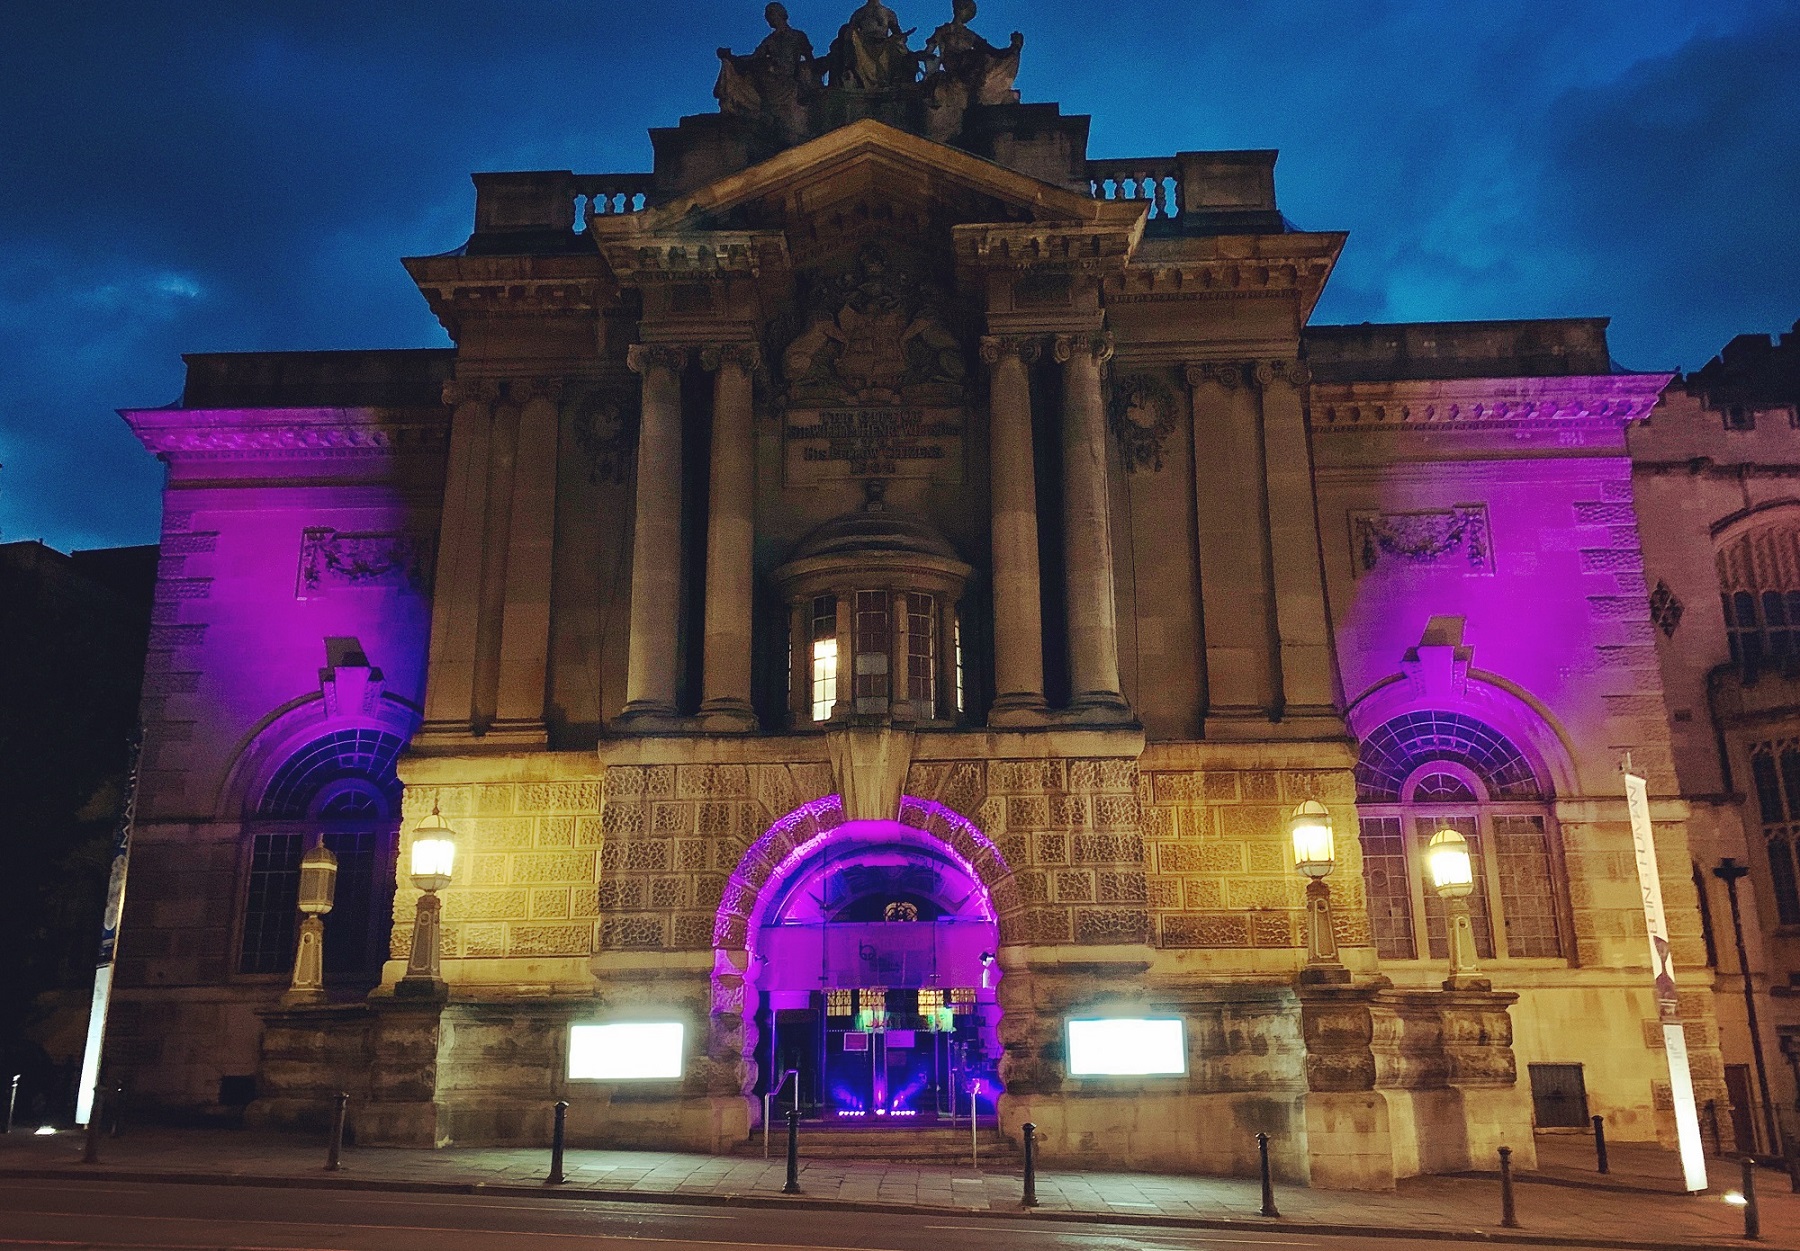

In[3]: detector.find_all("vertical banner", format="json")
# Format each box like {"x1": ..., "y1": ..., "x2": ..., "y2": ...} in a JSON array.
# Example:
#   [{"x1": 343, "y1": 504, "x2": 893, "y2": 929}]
[
  {"x1": 77, "y1": 733, "x2": 140, "y2": 1127},
  {"x1": 1624, "y1": 768, "x2": 1708, "y2": 1192}
]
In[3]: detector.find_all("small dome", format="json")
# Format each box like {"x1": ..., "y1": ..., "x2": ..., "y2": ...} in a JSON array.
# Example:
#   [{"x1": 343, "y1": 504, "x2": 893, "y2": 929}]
[{"x1": 788, "y1": 509, "x2": 962, "y2": 564}]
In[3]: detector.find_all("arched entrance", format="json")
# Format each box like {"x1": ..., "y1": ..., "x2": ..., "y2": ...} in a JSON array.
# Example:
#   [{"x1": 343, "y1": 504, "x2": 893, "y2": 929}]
[{"x1": 718, "y1": 797, "x2": 1006, "y2": 1125}]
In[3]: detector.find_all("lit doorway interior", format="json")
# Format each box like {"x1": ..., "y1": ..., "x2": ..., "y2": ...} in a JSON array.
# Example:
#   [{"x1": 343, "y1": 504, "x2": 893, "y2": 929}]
[{"x1": 750, "y1": 820, "x2": 1001, "y2": 1124}]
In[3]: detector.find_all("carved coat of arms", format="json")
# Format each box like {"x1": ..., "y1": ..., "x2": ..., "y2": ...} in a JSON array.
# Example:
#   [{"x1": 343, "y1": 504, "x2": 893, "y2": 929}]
[{"x1": 779, "y1": 245, "x2": 966, "y2": 406}]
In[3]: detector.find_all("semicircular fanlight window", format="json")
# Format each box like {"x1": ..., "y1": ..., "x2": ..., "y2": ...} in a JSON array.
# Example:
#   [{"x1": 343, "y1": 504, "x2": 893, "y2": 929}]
[
  {"x1": 257, "y1": 728, "x2": 405, "y2": 820},
  {"x1": 1355, "y1": 711, "x2": 1541, "y2": 803}
]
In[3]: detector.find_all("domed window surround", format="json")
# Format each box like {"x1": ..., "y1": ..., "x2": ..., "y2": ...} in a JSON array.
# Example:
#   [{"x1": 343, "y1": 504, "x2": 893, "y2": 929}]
[{"x1": 775, "y1": 509, "x2": 971, "y2": 726}]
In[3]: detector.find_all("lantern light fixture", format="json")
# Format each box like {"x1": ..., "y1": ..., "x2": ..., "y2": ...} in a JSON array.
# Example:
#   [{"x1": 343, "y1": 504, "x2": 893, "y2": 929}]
[
  {"x1": 1289, "y1": 800, "x2": 1349, "y2": 985},
  {"x1": 1427, "y1": 827, "x2": 1488, "y2": 991},
  {"x1": 399, "y1": 803, "x2": 457, "y2": 997}
]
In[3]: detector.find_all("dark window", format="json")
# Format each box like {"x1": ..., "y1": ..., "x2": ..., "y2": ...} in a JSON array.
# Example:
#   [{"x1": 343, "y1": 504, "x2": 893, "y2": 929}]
[
  {"x1": 1358, "y1": 816, "x2": 1415, "y2": 961},
  {"x1": 258, "y1": 729, "x2": 404, "y2": 819},
  {"x1": 1528, "y1": 1063, "x2": 1589, "y2": 1128},
  {"x1": 1746, "y1": 740, "x2": 1800, "y2": 926},
  {"x1": 853, "y1": 590, "x2": 892, "y2": 706},
  {"x1": 239, "y1": 831, "x2": 304, "y2": 974}
]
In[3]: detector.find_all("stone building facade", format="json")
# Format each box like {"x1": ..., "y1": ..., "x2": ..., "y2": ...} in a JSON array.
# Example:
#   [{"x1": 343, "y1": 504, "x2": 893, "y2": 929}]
[
  {"x1": 1630, "y1": 322, "x2": 1800, "y2": 1157},
  {"x1": 106, "y1": 4, "x2": 1740, "y2": 1189}
]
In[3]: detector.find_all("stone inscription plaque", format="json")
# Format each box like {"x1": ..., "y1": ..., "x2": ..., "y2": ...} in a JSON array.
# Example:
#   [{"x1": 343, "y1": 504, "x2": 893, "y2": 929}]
[{"x1": 783, "y1": 407, "x2": 965, "y2": 484}]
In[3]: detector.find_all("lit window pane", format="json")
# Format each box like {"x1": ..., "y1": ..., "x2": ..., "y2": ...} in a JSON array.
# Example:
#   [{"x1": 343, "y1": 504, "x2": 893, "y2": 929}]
[{"x1": 811, "y1": 638, "x2": 837, "y2": 722}]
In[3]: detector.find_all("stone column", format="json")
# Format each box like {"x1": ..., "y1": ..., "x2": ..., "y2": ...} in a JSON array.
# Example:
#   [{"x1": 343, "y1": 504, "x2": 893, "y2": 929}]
[
  {"x1": 1255, "y1": 359, "x2": 1338, "y2": 722},
  {"x1": 1186, "y1": 362, "x2": 1280, "y2": 726},
  {"x1": 618, "y1": 344, "x2": 687, "y2": 724},
  {"x1": 492, "y1": 380, "x2": 561, "y2": 744},
  {"x1": 981, "y1": 336, "x2": 1047, "y2": 724},
  {"x1": 420, "y1": 379, "x2": 498, "y2": 740},
  {"x1": 698, "y1": 344, "x2": 759, "y2": 731},
  {"x1": 1056, "y1": 331, "x2": 1130, "y2": 721}
]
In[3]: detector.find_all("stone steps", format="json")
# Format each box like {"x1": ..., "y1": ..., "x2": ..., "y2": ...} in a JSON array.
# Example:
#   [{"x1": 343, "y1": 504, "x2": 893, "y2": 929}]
[{"x1": 734, "y1": 1123, "x2": 1018, "y2": 1163}]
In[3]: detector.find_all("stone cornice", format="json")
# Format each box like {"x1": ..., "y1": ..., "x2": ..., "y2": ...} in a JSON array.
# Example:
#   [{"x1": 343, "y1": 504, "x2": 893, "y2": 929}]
[
  {"x1": 1106, "y1": 233, "x2": 1346, "y2": 320},
  {"x1": 1312, "y1": 374, "x2": 1673, "y2": 433},
  {"x1": 953, "y1": 221, "x2": 1143, "y2": 274},
  {"x1": 122, "y1": 406, "x2": 449, "y2": 456},
  {"x1": 596, "y1": 230, "x2": 791, "y2": 285},
  {"x1": 402, "y1": 253, "x2": 613, "y2": 339}
]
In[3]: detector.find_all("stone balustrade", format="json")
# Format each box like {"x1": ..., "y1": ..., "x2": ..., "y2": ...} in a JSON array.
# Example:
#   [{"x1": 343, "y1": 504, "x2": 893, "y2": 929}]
[
  {"x1": 1087, "y1": 158, "x2": 1183, "y2": 222},
  {"x1": 470, "y1": 171, "x2": 654, "y2": 239}
]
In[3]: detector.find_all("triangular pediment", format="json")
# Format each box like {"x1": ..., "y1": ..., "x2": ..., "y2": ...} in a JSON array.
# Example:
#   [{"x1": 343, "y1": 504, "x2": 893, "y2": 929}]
[{"x1": 597, "y1": 119, "x2": 1142, "y2": 238}]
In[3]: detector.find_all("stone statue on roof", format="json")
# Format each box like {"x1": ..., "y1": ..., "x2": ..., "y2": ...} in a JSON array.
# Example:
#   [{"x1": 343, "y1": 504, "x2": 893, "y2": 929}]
[
  {"x1": 829, "y1": 0, "x2": 921, "y2": 90},
  {"x1": 923, "y1": 2, "x2": 1021, "y2": 104},
  {"x1": 715, "y1": 3, "x2": 820, "y2": 140}
]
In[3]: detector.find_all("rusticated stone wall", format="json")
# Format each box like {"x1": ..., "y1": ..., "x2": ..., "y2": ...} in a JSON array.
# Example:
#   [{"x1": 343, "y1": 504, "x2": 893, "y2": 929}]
[{"x1": 1138, "y1": 744, "x2": 1367, "y2": 955}]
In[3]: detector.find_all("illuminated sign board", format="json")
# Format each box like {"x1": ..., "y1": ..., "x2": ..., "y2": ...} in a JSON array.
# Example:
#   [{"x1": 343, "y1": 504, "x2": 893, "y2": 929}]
[
  {"x1": 1066, "y1": 1017, "x2": 1186, "y2": 1076},
  {"x1": 568, "y1": 1022, "x2": 685, "y2": 1080}
]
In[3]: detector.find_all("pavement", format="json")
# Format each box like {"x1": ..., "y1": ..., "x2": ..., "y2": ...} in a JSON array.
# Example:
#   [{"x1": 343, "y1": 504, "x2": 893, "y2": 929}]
[{"x1": 0, "y1": 1123, "x2": 1794, "y2": 1250}]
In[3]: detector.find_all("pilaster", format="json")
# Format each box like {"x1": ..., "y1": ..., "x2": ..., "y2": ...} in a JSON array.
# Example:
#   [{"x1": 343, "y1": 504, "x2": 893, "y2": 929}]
[
  {"x1": 617, "y1": 343, "x2": 688, "y2": 728},
  {"x1": 419, "y1": 380, "x2": 499, "y2": 743},
  {"x1": 697, "y1": 343, "x2": 760, "y2": 732}
]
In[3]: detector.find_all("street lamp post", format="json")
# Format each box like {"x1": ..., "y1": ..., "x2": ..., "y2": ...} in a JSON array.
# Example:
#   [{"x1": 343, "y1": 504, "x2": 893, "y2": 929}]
[
  {"x1": 1290, "y1": 800, "x2": 1350, "y2": 985},
  {"x1": 398, "y1": 806, "x2": 456, "y2": 997},
  {"x1": 284, "y1": 842, "x2": 338, "y2": 1005},
  {"x1": 1713, "y1": 857, "x2": 1782, "y2": 1156},
  {"x1": 1427, "y1": 828, "x2": 1490, "y2": 992}
]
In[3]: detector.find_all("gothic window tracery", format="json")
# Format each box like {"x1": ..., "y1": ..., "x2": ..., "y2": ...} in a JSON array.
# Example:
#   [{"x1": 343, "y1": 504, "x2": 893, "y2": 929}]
[
  {"x1": 1745, "y1": 739, "x2": 1800, "y2": 925},
  {"x1": 1717, "y1": 524, "x2": 1800, "y2": 680},
  {"x1": 1355, "y1": 712, "x2": 1567, "y2": 964}
]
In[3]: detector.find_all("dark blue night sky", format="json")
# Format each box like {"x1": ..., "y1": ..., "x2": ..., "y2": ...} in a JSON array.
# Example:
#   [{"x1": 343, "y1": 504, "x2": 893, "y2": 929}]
[{"x1": 3, "y1": 1, "x2": 1796, "y2": 551}]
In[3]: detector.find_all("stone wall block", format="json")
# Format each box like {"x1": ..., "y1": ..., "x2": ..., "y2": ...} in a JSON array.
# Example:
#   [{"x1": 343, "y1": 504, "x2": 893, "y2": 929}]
[
  {"x1": 509, "y1": 924, "x2": 592, "y2": 956},
  {"x1": 538, "y1": 817, "x2": 575, "y2": 848},
  {"x1": 1054, "y1": 870, "x2": 1095, "y2": 902},
  {"x1": 1184, "y1": 879, "x2": 1224, "y2": 909},
  {"x1": 530, "y1": 888, "x2": 570, "y2": 919},
  {"x1": 651, "y1": 802, "x2": 691, "y2": 836},
  {"x1": 599, "y1": 914, "x2": 665, "y2": 948},
  {"x1": 676, "y1": 840, "x2": 707, "y2": 870},
  {"x1": 473, "y1": 818, "x2": 533, "y2": 850},
  {"x1": 1093, "y1": 793, "x2": 1140, "y2": 830},
  {"x1": 574, "y1": 816, "x2": 605, "y2": 847},
  {"x1": 1221, "y1": 806, "x2": 1281, "y2": 839},
  {"x1": 512, "y1": 851, "x2": 595, "y2": 883},
  {"x1": 1162, "y1": 913, "x2": 1250, "y2": 947},
  {"x1": 1008, "y1": 795, "x2": 1051, "y2": 829},
  {"x1": 1074, "y1": 907, "x2": 1149, "y2": 944},
  {"x1": 603, "y1": 766, "x2": 645, "y2": 798},
  {"x1": 469, "y1": 854, "x2": 508, "y2": 885},
  {"x1": 1300, "y1": 994, "x2": 1378, "y2": 1092},
  {"x1": 476, "y1": 785, "x2": 516, "y2": 815}
]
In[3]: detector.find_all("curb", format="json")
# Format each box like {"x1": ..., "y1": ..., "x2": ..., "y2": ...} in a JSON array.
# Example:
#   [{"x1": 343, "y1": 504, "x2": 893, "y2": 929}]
[{"x1": 0, "y1": 1164, "x2": 1771, "y2": 1251}]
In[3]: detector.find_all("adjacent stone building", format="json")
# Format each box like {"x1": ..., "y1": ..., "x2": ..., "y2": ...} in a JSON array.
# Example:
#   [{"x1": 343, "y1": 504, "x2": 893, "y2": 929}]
[
  {"x1": 1630, "y1": 321, "x2": 1800, "y2": 1157},
  {"x1": 104, "y1": 4, "x2": 1746, "y2": 1187}
]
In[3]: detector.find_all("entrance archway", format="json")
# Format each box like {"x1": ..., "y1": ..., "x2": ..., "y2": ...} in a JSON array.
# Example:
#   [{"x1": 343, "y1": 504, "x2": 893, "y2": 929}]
[{"x1": 714, "y1": 796, "x2": 1010, "y2": 1125}]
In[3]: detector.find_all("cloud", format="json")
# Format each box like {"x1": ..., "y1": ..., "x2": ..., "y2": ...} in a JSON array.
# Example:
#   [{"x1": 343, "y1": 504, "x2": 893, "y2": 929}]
[{"x1": 1, "y1": 1, "x2": 1794, "y2": 547}]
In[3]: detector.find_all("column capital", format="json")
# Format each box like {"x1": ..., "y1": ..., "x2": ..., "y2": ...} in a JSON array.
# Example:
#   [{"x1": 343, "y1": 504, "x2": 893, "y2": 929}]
[
  {"x1": 698, "y1": 342, "x2": 763, "y2": 374},
  {"x1": 627, "y1": 343, "x2": 691, "y2": 374},
  {"x1": 1251, "y1": 358, "x2": 1314, "y2": 389},
  {"x1": 1052, "y1": 330, "x2": 1115, "y2": 365},
  {"x1": 441, "y1": 377, "x2": 501, "y2": 407},
  {"x1": 504, "y1": 377, "x2": 565, "y2": 406},
  {"x1": 980, "y1": 335, "x2": 1042, "y2": 366},
  {"x1": 1183, "y1": 361, "x2": 1247, "y2": 391}
]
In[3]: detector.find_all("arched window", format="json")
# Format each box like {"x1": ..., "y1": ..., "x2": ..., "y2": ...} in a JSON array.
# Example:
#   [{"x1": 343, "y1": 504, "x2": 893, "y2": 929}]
[
  {"x1": 1745, "y1": 740, "x2": 1800, "y2": 926},
  {"x1": 239, "y1": 729, "x2": 406, "y2": 980},
  {"x1": 1717, "y1": 524, "x2": 1800, "y2": 680},
  {"x1": 1355, "y1": 711, "x2": 1567, "y2": 963}
]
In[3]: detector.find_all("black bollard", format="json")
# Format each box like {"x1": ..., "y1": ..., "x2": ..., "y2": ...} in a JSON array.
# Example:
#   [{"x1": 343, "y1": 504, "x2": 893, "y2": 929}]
[
  {"x1": 1784, "y1": 1129, "x2": 1799, "y2": 1195},
  {"x1": 547, "y1": 1100, "x2": 568, "y2": 1185},
  {"x1": 5, "y1": 1074, "x2": 19, "y2": 1134},
  {"x1": 1498, "y1": 1146, "x2": 1518, "y2": 1229},
  {"x1": 1256, "y1": 1132, "x2": 1279, "y2": 1218},
  {"x1": 1707, "y1": 1100, "x2": 1724, "y2": 1157},
  {"x1": 782, "y1": 1108, "x2": 801, "y2": 1195},
  {"x1": 324, "y1": 1092, "x2": 348, "y2": 1172},
  {"x1": 1021, "y1": 1122, "x2": 1038, "y2": 1209},
  {"x1": 1740, "y1": 1156, "x2": 1760, "y2": 1241},
  {"x1": 81, "y1": 1087, "x2": 103, "y2": 1164},
  {"x1": 109, "y1": 1084, "x2": 125, "y2": 1138},
  {"x1": 1592, "y1": 1114, "x2": 1609, "y2": 1174}
]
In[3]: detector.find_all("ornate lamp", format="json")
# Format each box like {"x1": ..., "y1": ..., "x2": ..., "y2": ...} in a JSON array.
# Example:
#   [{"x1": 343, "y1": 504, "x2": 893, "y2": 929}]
[
  {"x1": 284, "y1": 842, "x2": 338, "y2": 1005},
  {"x1": 1427, "y1": 828, "x2": 1489, "y2": 991},
  {"x1": 399, "y1": 806, "x2": 456, "y2": 996},
  {"x1": 1289, "y1": 800, "x2": 1349, "y2": 984}
]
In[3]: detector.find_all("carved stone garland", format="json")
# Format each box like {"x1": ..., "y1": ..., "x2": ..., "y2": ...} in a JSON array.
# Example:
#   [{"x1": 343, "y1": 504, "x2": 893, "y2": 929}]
[{"x1": 1107, "y1": 372, "x2": 1180, "y2": 473}]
